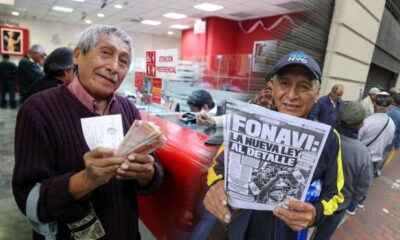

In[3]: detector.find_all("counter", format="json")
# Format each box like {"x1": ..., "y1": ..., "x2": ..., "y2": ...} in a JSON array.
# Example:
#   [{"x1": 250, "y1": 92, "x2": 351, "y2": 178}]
[{"x1": 138, "y1": 112, "x2": 221, "y2": 239}]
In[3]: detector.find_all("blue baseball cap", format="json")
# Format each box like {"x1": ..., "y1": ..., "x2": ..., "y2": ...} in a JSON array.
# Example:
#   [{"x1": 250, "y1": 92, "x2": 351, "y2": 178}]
[{"x1": 270, "y1": 51, "x2": 321, "y2": 82}]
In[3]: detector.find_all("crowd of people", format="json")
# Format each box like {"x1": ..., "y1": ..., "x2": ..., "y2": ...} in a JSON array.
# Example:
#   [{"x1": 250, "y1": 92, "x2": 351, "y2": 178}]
[{"x1": 2, "y1": 23, "x2": 399, "y2": 240}]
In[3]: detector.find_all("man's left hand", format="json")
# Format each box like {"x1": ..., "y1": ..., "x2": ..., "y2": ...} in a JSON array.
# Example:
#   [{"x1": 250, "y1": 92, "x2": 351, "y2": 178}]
[
  {"x1": 116, "y1": 154, "x2": 155, "y2": 186},
  {"x1": 273, "y1": 200, "x2": 316, "y2": 232}
]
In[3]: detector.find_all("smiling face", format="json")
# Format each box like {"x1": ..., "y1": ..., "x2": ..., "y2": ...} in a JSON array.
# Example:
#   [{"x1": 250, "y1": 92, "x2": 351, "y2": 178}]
[
  {"x1": 273, "y1": 66, "x2": 319, "y2": 119},
  {"x1": 73, "y1": 34, "x2": 131, "y2": 101}
]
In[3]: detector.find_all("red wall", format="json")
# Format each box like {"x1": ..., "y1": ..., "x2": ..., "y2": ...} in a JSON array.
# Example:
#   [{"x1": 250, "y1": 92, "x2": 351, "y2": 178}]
[{"x1": 180, "y1": 14, "x2": 297, "y2": 58}]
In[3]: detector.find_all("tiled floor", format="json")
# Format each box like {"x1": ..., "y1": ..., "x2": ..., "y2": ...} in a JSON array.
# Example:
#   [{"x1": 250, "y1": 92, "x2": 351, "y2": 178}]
[
  {"x1": 0, "y1": 108, "x2": 31, "y2": 240},
  {"x1": 1, "y1": 106, "x2": 399, "y2": 240}
]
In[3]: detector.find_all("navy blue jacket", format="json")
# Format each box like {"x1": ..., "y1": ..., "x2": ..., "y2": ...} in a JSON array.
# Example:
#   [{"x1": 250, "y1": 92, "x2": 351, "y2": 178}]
[
  {"x1": 208, "y1": 126, "x2": 344, "y2": 239},
  {"x1": 310, "y1": 95, "x2": 344, "y2": 126}
]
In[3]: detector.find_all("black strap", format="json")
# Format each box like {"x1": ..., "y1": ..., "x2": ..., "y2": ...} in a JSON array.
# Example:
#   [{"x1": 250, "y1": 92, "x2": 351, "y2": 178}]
[{"x1": 366, "y1": 117, "x2": 390, "y2": 147}]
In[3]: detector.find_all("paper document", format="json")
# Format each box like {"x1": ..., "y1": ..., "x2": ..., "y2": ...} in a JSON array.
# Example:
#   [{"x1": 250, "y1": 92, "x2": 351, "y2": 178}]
[
  {"x1": 81, "y1": 114, "x2": 124, "y2": 150},
  {"x1": 223, "y1": 100, "x2": 331, "y2": 211}
]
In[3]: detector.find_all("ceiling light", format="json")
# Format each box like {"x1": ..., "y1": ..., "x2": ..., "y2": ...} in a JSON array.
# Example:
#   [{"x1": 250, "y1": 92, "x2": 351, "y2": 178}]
[
  {"x1": 97, "y1": 13, "x2": 105, "y2": 17},
  {"x1": 163, "y1": 12, "x2": 187, "y2": 19},
  {"x1": 52, "y1": 5, "x2": 74, "y2": 13},
  {"x1": 194, "y1": 3, "x2": 223, "y2": 12},
  {"x1": 141, "y1": 20, "x2": 161, "y2": 25},
  {"x1": 72, "y1": 0, "x2": 85, "y2": 2},
  {"x1": 167, "y1": 31, "x2": 174, "y2": 35},
  {"x1": 11, "y1": 11, "x2": 19, "y2": 16},
  {"x1": 114, "y1": 4, "x2": 123, "y2": 9},
  {"x1": 0, "y1": 0, "x2": 15, "y2": 5},
  {"x1": 85, "y1": 19, "x2": 92, "y2": 24},
  {"x1": 170, "y1": 24, "x2": 189, "y2": 29}
]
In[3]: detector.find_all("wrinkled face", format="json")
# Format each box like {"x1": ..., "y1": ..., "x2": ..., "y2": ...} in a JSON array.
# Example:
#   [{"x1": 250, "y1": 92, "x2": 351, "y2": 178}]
[
  {"x1": 73, "y1": 34, "x2": 130, "y2": 101},
  {"x1": 273, "y1": 66, "x2": 319, "y2": 119},
  {"x1": 30, "y1": 52, "x2": 45, "y2": 64},
  {"x1": 330, "y1": 88, "x2": 343, "y2": 102}
]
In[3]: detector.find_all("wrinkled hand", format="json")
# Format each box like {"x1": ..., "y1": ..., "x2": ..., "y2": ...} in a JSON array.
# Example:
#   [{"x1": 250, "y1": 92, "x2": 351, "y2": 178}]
[
  {"x1": 116, "y1": 154, "x2": 155, "y2": 186},
  {"x1": 204, "y1": 180, "x2": 231, "y2": 223},
  {"x1": 196, "y1": 110, "x2": 216, "y2": 127},
  {"x1": 83, "y1": 147, "x2": 125, "y2": 188},
  {"x1": 273, "y1": 200, "x2": 316, "y2": 232}
]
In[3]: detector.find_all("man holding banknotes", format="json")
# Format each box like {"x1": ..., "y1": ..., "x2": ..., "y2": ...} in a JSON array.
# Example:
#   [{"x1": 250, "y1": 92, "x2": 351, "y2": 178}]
[
  {"x1": 204, "y1": 51, "x2": 344, "y2": 239},
  {"x1": 12, "y1": 24, "x2": 163, "y2": 239}
]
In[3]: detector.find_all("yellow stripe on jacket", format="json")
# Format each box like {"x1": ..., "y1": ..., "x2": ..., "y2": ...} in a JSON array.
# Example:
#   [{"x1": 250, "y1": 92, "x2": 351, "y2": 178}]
[
  {"x1": 207, "y1": 145, "x2": 225, "y2": 186},
  {"x1": 321, "y1": 129, "x2": 345, "y2": 215}
]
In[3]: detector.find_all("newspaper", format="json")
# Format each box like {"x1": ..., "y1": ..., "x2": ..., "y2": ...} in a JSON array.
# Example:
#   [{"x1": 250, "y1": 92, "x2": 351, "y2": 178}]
[{"x1": 223, "y1": 100, "x2": 331, "y2": 211}]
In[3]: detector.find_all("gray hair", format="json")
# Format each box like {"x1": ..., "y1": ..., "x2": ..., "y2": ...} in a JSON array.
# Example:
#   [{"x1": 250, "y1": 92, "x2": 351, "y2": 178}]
[
  {"x1": 271, "y1": 75, "x2": 320, "y2": 92},
  {"x1": 331, "y1": 84, "x2": 344, "y2": 93},
  {"x1": 77, "y1": 24, "x2": 132, "y2": 59},
  {"x1": 374, "y1": 104, "x2": 389, "y2": 113},
  {"x1": 29, "y1": 44, "x2": 45, "y2": 54}
]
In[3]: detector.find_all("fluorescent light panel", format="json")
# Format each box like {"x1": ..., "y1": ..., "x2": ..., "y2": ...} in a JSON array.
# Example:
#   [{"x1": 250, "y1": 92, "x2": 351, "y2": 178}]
[
  {"x1": 97, "y1": 13, "x2": 105, "y2": 17},
  {"x1": 0, "y1": 0, "x2": 15, "y2": 5},
  {"x1": 170, "y1": 24, "x2": 189, "y2": 29},
  {"x1": 163, "y1": 12, "x2": 187, "y2": 19},
  {"x1": 194, "y1": 3, "x2": 223, "y2": 12},
  {"x1": 114, "y1": 4, "x2": 123, "y2": 9},
  {"x1": 141, "y1": 20, "x2": 161, "y2": 25},
  {"x1": 85, "y1": 19, "x2": 92, "y2": 24},
  {"x1": 72, "y1": 0, "x2": 85, "y2": 2},
  {"x1": 52, "y1": 5, "x2": 74, "y2": 13},
  {"x1": 11, "y1": 11, "x2": 19, "y2": 16},
  {"x1": 167, "y1": 31, "x2": 174, "y2": 35}
]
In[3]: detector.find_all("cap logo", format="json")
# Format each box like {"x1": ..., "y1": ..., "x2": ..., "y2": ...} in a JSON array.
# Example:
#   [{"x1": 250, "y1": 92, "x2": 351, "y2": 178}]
[{"x1": 288, "y1": 52, "x2": 308, "y2": 64}]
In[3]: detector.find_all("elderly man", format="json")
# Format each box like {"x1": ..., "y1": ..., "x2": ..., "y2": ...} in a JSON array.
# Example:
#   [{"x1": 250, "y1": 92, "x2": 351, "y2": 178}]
[
  {"x1": 18, "y1": 44, "x2": 46, "y2": 101},
  {"x1": 23, "y1": 47, "x2": 75, "y2": 101},
  {"x1": 204, "y1": 51, "x2": 344, "y2": 239},
  {"x1": 361, "y1": 87, "x2": 380, "y2": 117},
  {"x1": 359, "y1": 92, "x2": 395, "y2": 177},
  {"x1": 13, "y1": 24, "x2": 163, "y2": 239},
  {"x1": 310, "y1": 84, "x2": 344, "y2": 126}
]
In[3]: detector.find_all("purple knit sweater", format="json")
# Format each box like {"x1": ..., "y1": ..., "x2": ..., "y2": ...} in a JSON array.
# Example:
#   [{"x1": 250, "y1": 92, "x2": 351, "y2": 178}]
[{"x1": 12, "y1": 84, "x2": 163, "y2": 240}]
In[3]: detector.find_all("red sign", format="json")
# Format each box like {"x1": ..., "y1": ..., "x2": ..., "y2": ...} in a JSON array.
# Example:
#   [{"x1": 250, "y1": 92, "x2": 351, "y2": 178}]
[
  {"x1": 134, "y1": 72, "x2": 144, "y2": 89},
  {"x1": 146, "y1": 51, "x2": 156, "y2": 77},
  {"x1": 151, "y1": 78, "x2": 162, "y2": 104}
]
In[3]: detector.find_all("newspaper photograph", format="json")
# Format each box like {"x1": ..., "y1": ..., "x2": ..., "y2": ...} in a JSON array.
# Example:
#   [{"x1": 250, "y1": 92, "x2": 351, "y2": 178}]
[{"x1": 223, "y1": 100, "x2": 331, "y2": 211}]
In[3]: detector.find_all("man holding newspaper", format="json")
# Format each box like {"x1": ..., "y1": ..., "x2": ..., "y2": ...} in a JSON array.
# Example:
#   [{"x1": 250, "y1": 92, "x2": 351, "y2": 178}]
[
  {"x1": 13, "y1": 24, "x2": 164, "y2": 239},
  {"x1": 204, "y1": 51, "x2": 344, "y2": 239}
]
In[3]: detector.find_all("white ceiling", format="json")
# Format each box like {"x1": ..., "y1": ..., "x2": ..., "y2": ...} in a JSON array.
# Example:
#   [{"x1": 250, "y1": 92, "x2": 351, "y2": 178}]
[{"x1": 0, "y1": 0, "x2": 308, "y2": 37}]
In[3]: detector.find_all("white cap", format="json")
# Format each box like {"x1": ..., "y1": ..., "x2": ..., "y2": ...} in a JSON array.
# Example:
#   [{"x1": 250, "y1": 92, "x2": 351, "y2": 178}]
[{"x1": 369, "y1": 87, "x2": 380, "y2": 95}]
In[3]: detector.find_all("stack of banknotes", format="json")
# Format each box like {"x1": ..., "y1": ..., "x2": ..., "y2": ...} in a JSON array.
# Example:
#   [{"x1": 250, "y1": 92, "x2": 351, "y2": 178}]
[{"x1": 115, "y1": 120, "x2": 167, "y2": 156}]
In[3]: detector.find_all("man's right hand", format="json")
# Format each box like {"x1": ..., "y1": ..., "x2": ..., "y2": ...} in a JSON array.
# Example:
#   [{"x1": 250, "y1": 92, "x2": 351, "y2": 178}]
[
  {"x1": 196, "y1": 110, "x2": 216, "y2": 127},
  {"x1": 83, "y1": 147, "x2": 125, "y2": 187},
  {"x1": 69, "y1": 147, "x2": 125, "y2": 199},
  {"x1": 203, "y1": 180, "x2": 231, "y2": 223}
]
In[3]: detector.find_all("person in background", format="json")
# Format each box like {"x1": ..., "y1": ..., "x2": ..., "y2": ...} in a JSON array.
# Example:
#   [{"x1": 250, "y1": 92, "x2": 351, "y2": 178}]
[
  {"x1": 383, "y1": 93, "x2": 400, "y2": 166},
  {"x1": 359, "y1": 92, "x2": 395, "y2": 177},
  {"x1": 18, "y1": 44, "x2": 46, "y2": 101},
  {"x1": 309, "y1": 84, "x2": 344, "y2": 126},
  {"x1": 389, "y1": 87, "x2": 397, "y2": 97},
  {"x1": 361, "y1": 87, "x2": 380, "y2": 117},
  {"x1": 23, "y1": 47, "x2": 74, "y2": 101},
  {"x1": 12, "y1": 24, "x2": 163, "y2": 240},
  {"x1": 187, "y1": 89, "x2": 215, "y2": 112},
  {"x1": 204, "y1": 51, "x2": 344, "y2": 239},
  {"x1": 0, "y1": 54, "x2": 17, "y2": 109},
  {"x1": 312, "y1": 101, "x2": 372, "y2": 239},
  {"x1": 250, "y1": 78, "x2": 274, "y2": 109}
]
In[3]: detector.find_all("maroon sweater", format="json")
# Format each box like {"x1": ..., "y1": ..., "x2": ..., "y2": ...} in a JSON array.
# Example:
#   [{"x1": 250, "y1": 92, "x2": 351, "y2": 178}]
[{"x1": 13, "y1": 84, "x2": 163, "y2": 240}]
